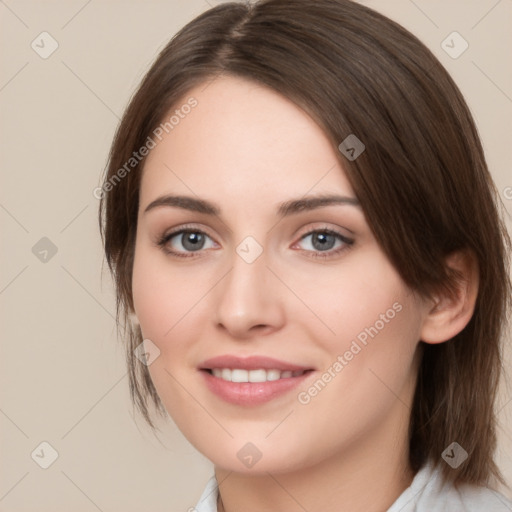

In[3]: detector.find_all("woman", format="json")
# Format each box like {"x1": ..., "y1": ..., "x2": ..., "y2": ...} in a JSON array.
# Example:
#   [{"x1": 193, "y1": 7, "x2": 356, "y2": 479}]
[{"x1": 98, "y1": 0, "x2": 512, "y2": 510}]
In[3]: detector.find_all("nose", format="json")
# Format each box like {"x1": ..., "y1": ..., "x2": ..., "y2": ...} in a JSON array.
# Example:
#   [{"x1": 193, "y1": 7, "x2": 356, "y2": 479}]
[{"x1": 213, "y1": 245, "x2": 286, "y2": 340}]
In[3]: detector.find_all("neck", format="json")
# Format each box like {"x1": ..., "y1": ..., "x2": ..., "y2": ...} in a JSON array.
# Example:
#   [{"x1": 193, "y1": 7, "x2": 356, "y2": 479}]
[
  {"x1": 217, "y1": 457, "x2": 413, "y2": 512},
  {"x1": 214, "y1": 400, "x2": 415, "y2": 512}
]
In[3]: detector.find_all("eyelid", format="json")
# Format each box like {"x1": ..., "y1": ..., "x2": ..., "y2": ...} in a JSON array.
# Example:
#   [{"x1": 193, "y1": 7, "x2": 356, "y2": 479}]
[
  {"x1": 155, "y1": 223, "x2": 219, "y2": 256},
  {"x1": 295, "y1": 222, "x2": 353, "y2": 240},
  {"x1": 292, "y1": 225, "x2": 354, "y2": 258},
  {"x1": 161, "y1": 223, "x2": 216, "y2": 241}
]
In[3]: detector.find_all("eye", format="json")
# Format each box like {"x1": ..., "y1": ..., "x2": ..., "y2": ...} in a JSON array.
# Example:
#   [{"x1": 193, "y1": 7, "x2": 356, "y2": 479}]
[
  {"x1": 156, "y1": 225, "x2": 354, "y2": 260},
  {"x1": 294, "y1": 228, "x2": 354, "y2": 259},
  {"x1": 156, "y1": 227, "x2": 217, "y2": 258}
]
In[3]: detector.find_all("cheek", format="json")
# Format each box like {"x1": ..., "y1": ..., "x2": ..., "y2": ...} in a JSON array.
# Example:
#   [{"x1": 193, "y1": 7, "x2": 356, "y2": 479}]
[
  {"x1": 132, "y1": 244, "x2": 184, "y2": 351},
  {"x1": 291, "y1": 248, "x2": 416, "y2": 349},
  {"x1": 309, "y1": 286, "x2": 419, "y2": 408},
  {"x1": 290, "y1": 283, "x2": 420, "y2": 460},
  {"x1": 131, "y1": 246, "x2": 202, "y2": 416},
  {"x1": 132, "y1": 255, "x2": 170, "y2": 340},
  {"x1": 132, "y1": 243, "x2": 214, "y2": 369},
  {"x1": 295, "y1": 250, "x2": 422, "y2": 404}
]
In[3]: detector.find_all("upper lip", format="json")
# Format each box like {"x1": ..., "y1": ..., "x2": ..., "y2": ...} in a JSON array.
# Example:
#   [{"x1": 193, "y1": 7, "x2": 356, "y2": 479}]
[{"x1": 198, "y1": 355, "x2": 314, "y2": 372}]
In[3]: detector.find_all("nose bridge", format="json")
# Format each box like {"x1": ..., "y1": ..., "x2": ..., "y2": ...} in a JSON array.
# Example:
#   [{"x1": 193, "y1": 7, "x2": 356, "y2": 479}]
[{"x1": 214, "y1": 238, "x2": 284, "y2": 337}]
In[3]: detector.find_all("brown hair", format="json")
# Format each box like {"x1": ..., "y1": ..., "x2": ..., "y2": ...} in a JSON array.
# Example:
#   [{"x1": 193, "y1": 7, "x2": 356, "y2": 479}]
[{"x1": 98, "y1": 0, "x2": 511, "y2": 489}]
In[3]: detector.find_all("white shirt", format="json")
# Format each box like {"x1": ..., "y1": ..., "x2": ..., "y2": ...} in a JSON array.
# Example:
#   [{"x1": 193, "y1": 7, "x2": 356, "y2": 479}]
[{"x1": 193, "y1": 459, "x2": 512, "y2": 511}]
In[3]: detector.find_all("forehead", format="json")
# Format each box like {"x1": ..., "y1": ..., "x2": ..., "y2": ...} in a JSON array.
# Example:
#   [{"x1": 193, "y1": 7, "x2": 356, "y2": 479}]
[{"x1": 139, "y1": 75, "x2": 355, "y2": 210}]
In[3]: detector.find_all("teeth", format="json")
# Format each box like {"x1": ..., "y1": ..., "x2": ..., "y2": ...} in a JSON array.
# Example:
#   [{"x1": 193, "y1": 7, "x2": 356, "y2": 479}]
[
  {"x1": 266, "y1": 369, "x2": 281, "y2": 381},
  {"x1": 209, "y1": 368, "x2": 306, "y2": 382},
  {"x1": 231, "y1": 369, "x2": 248, "y2": 383},
  {"x1": 248, "y1": 369, "x2": 267, "y2": 383}
]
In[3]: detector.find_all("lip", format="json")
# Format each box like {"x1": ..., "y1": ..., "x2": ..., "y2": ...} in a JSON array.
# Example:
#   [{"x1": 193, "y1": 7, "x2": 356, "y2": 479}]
[
  {"x1": 198, "y1": 355, "x2": 312, "y2": 372},
  {"x1": 198, "y1": 355, "x2": 315, "y2": 406}
]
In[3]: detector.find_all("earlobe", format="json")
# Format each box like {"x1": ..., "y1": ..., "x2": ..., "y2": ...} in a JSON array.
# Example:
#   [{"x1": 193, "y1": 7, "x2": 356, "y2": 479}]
[
  {"x1": 129, "y1": 312, "x2": 140, "y2": 327},
  {"x1": 420, "y1": 250, "x2": 479, "y2": 344}
]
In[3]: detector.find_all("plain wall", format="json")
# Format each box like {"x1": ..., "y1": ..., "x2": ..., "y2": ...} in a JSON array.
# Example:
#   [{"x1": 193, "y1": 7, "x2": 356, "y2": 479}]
[{"x1": 1, "y1": 0, "x2": 511, "y2": 510}]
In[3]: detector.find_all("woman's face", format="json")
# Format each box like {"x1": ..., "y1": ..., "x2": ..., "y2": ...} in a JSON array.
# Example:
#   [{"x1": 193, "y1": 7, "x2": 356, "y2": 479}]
[{"x1": 132, "y1": 75, "x2": 428, "y2": 474}]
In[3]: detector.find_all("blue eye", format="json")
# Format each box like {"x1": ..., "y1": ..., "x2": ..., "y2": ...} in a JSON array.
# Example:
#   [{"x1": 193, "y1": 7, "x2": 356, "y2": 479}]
[
  {"x1": 296, "y1": 229, "x2": 354, "y2": 259},
  {"x1": 157, "y1": 229, "x2": 216, "y2": 257},
  {"x1": 156, "y1": 226, "x2": 354, "y2": 259}
]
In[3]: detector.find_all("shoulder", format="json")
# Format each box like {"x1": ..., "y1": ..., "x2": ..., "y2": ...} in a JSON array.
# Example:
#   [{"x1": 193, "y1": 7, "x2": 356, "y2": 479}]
[
  {"x1": 388, "y1": 460, "x2": 512, "y2": 512},
  {"x1": 193, "y1": 476, "x2": 219, "y2": 512},
  {"x1": 192, "y1": 465, "x2": 512, "y2": 512}
]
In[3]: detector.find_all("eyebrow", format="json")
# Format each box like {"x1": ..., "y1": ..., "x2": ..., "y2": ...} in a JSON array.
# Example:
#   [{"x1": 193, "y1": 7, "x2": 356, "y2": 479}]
[{"x1": 143, "y1": 193, "x2": 360, "y2": 217}]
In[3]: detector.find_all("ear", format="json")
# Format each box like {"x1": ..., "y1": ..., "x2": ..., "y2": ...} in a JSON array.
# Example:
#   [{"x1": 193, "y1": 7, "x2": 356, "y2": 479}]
[
  {"x1": 129, "y1": 312, "x2": 140, "y2": 327},
  {"x1": 420, "y1": 250, "x2": 479, "y2": 344}
]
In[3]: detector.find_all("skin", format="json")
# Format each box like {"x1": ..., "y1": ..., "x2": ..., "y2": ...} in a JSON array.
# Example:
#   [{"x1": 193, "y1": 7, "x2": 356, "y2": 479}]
[{"x1": 131, "y1": 75, "x2": 477, "y2": 512}]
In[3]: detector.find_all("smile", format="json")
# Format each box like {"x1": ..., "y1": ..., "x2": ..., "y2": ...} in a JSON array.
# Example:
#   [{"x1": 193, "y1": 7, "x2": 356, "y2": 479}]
[
  {"x1": 208, "y1": 368, "x2": 308, "y2": 382},
  {"x1": 198, "y1": 355, "x2": 315, "y2": 405}
]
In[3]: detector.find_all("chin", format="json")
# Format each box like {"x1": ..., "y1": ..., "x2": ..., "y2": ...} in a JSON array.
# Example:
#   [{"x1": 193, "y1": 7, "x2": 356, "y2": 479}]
[{"x1": 196, "y1": 438, "x2": 317, "y2": 475}]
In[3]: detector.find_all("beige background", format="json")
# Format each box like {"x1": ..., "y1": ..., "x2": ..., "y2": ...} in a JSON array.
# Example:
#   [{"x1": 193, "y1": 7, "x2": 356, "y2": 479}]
[{"x1": 1, "y1": 0, "x2": 511, "y2": 510}]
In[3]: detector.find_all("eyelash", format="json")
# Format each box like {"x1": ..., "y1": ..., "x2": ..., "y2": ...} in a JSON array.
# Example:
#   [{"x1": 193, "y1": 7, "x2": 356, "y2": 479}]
[{"x1": 155, "y1": 224, "x2": 354, "y2": 260}]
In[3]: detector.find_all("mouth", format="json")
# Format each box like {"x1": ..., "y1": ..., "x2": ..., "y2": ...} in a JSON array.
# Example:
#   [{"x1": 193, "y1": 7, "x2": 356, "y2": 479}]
[
  {"x1": 198, "y1": 355, "x2": 315, "y2": 405},
  {"x1": 203, "y1": 368, "x2": 311, "y2": 382}
]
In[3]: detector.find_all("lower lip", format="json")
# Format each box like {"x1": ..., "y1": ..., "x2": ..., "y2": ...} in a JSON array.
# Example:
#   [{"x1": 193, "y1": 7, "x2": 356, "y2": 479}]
[{"x1": 200, "y1": 370, "x2": 313, "y2": 406}]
